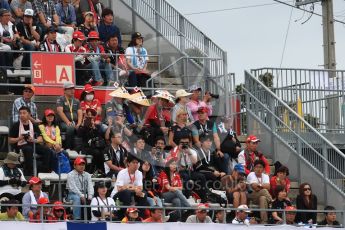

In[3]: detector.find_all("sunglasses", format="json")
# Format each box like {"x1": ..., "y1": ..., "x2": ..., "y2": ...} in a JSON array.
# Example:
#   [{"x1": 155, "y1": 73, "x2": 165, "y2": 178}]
[
  {"x1": 303, "y1": 187, "x2": 311, "y2": 191},
  {"x1": 179, "y1": 142, "x2": 189, "y2": 145}
]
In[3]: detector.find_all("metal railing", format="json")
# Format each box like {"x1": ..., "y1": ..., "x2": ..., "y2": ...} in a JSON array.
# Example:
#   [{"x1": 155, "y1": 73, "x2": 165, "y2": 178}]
[
  {"x1": 251, "y1": 67, "x2": 345, "y2": 133},
  {"x1": 120, "y1": 0, "x2": 227, "y2": 77},
  {"x1": 243, "y1": 71, "x2": 345, "y2": 198}
]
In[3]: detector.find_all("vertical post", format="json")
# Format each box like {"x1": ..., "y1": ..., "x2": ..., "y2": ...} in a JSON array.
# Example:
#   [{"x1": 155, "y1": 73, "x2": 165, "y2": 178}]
[
  {"x1": 131, "y1": 0, "x2": 137, "y2": 32},
  {"x1": 203, "y1": 38, "x2": 210, "y2": 78},
  {"x1": 179, "y1": 15, "x2": 185, "y2": 53},
  {"x1": 223, "y1": 52, "x2": 229, "y2": 116},
  {"x1": 322, "y1": 145, "x2": 328, "y2": 206},
  {"x1": 296, "y1": 115, "x2": 302, "y2": 185}
]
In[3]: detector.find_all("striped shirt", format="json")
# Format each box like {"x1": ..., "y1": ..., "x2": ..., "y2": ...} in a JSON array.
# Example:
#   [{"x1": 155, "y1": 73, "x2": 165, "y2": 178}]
[{"x1": 12, "y1": 97, "x2": 38, "y2": 123}]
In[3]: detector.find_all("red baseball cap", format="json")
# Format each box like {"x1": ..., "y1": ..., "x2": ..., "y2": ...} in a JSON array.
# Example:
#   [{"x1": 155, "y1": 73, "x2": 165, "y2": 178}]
[
  {"x1": 38, "y1": 197, "x2": 49, "y2": 205},
  {"x1": 74, "y1": 157, "x2": 86, "y2": 165},
  {"x1": 88, "y1": 31, "x2": 99, "y2": 40},
  {"x1": 285, "y1": 206, "x2": 297, "y2": 212},
  {"x1": 246, "y1": 135, "x2": 260, "y2": 143},
  {"x1": 53, "y1": 201, "x2": 64, "y2": 210},
  {"x1": 44, "y1": 109, "x2": 55, "y2": 117},
  {"x1": 83, "y1": 84, "x2": 94, "y2": 93},
  {"x1": 197, "y1": 107, "x2": 209, "y2": 114},
  {"x1": 126, "y1": 207, "x2": 139, "y2": 213},
  {"x1": 29, "y1": 176, "x2": 42, "y2": 185},
  {"x1": 73, "y1": 31, "x2": 85, "y2": 41}
]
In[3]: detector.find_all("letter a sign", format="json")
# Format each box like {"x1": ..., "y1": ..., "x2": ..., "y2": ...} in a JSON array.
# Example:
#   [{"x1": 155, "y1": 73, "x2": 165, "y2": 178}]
[{"x1": 56, "y1": 65, "x2": 72, "y2": 83}]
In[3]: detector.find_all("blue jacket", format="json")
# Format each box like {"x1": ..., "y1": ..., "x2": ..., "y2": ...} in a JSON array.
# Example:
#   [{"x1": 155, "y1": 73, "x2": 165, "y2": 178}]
[
  {"x1": 55, "y1": 3, "x2": 76, "y2": 26},
  {"x1": 97, "y1": 22, "x2": 122, "y2": 45}
]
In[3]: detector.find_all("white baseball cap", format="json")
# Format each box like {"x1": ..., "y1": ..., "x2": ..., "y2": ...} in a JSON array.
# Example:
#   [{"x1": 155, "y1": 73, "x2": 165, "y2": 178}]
[{"x1": 24, "y1": 9, "x2": 34, "y2": 17}]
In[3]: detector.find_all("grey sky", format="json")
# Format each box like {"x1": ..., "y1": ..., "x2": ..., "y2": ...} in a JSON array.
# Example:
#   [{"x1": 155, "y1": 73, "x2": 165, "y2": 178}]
[{"x1": 166, "y1": 0, "x2": 345, "y2": 84}]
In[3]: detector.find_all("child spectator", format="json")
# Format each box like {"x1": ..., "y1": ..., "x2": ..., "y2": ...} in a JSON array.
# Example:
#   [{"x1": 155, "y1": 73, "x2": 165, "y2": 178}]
[
  {"x1": 121, "y1": 207, "x2": 142, "y2": 223},
  {"x1": 221, "y1": 164, "x2": 247, "y2": 208},
  {"x1": 125, "y1": 32, "x2": 150, "y2": 88},
  {"x1": 90, "y1": 181, "x2": 116, "y2": 221},
  {"x1": 65, "y1": 31, "x2": 88, "y2": 85},
  {"x1": 172, "y1": 89, "x2": 193, "y2": 124},
  {"x1": 84, "y1": 31, "x2": 113, "y2": 86},
  {"x1": 66, "y1": 157, "x2": 94, "y2": 220},
  {"x1": 318, "y1": 206, "x2": 340, "y2": 226},
  {"x1": 12, "y1": 85, "x2": 39, "y2": 123},
  {"x1": 51, "y1": 201, "x2": 67, "y2": 221},
  {"x1": 30, "y1": 197, "x2": 54, "y2": 222},
  {"x1": 78, "y1": 11, "x2": 96, "y2": 38},
  {"x1": 269, "y1": 165, "x2": 290, "y2": 198},
  {"x1": 97, "y1": 8, "x2": 121, "y2": 45},
  {"x1": 39, "y1": 26, "x2": 62, "y2": 52},
  {"x1": 186, "y1": 85, "x2": 212, "y2": 121},
  {"x1": 238, "y1": 135, "x2": 270, "y2": 175},
  {"x1": 0, "y1": 200, "x2": 24, "y2": 221},
  {"x1": 269, "y1": 185, "x2": 291, "y2": 224},
  {"x1": 185, "y1": 203, "x2": 212, "y2": 223},
  {"x1": 295, "y1": 182, "x2": 317, "y2": 224},
  {"x1": 246, "y1": 160, "x2": 272, "y2": 223},
  {"x1": 22, "y1": 176, "x2": 49, "y2": 218}
]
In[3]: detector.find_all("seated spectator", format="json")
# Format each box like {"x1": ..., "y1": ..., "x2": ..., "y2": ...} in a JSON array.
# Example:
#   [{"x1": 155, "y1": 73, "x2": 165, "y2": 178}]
[
  {"x1": 38, "y1": 109, "x2": 71, "y2": 174},
  {"x1": 78, "y1": 11, "x2": 96, "y2": 38},
  {"x1": 32, "y1": 0, "x2": 59, "y2": 39},
  {"x1": 173, "y1": 136, "x2": 207, "y2": 203},
  {"x1": 105, "y1": 111, "x2": 133, "y2": 150},
  {"x1": 132, "y1": 136, "x2": 151, "y2": 163},
  {"x1": 186, "y1": 85, "x2": 212, "y2": 121},
  {"x1": 143, "y1": 207, "x2": 164, "y2": 223},
  {"x1": 285, "y1": 206, "x2": 297, "y2": 225},
  {"x1": 142, "y1": 90, "x2": 174, "y2": 147},
  {"x1": 221, "y1": 163, "x2": 247, "y2": 208},
  {"x1": 79, "y1": 84, "x2": 102, "y2": 123},
  {"x1": 121, "y1": 207, "x2": 142, "y2": 223},
  {"x1": 172, "y1": 89, "x2": 193, "y2": 124},
  {"x1": 232, "y1": 205, "x2": 257, "y2": 225},
  {"x1": 55, "y1": 0, "x2": 76, "y2": 37},
  {"x1": 217, "y1": 116, "x2": 241, "y2": 169},
  {"x1": 39, "y1": 26, "x2": 62, "y2": 52},
  {"x1": 295, "y1": 182, "x2": 317, "y2": 224},
  {"x1": 103, "y1": 130, "x2": 128, "y2": 178},
  {"x1": 79, "y1": 0, "x2": 103, "y2": 25},
  {"x1": 104, "y1": 34, "x2": 127, "y2": 83},
  {"x1": 139, "y1": 160, "x2": 161, "y2": 207},
  {"x1": 16, "y1": 9, "x2": 40, "y2": 68},
  {"x1": 29, "y1": 197, "x2": 54, "y2": 222},
  {"x1": 51, "y1": 201, "x2": 67, "y2": 221},
  {"x1": 65, "y1": 31, "x2": 88, "y2": 85},
  {"x1": 158, "y1": 156, "x2": 190, "y2": 221},
  {"x1": 91, "y1": 181, "x2": 116, "y2": 221},
  {"x1": 111, "y1": 154, "x2": 149, "y2": 220},
  {"x1": 269, "y1": 185, "x2": 291, "y2": 224},
  {"x1": 269, "y1": 165, "x2": 290, "y2": 198},
  {"x1": 150, "y1": 136, "x2": 169, "y2": 173},
  {"x1": 67, "y1": 157, "x2": 94, "y2": 220},
  {"x1": 0, "y1": 152, "x2": 27, "y2": 202},
  {"x1": 169, "y1": 108, "x2": 192, "y2": 148},
  {"x1": 12, "y1": 84, "x2": 39, "y2": 124},
  {"x1": 10, "y1": 0, "x2": 33, "y2": 23},
  {"x1": 0, "y1": 200, "x2": 24, "y2": 221},
  {"x1": 214, "y1": 210, "x2": 226, "y2": 223},
  {"x1": 185, "y1": 203, "x2": 212, "y2": 223},
  {"x1": 56, "y1": 81, "x2": 82, "y2": 150},
  {"x1": 98, "y1": 8, "x2": 121, "y2": 45},
  {"x1": 9, "y1": 106, "x2": 52, "y2": 175},
  {"x1": 22, "y1": 176, "x2": 49, "y2": 218},
  {"x1": 84, "y1": 31, "x2": 113, "y2": 86},
  {"x1": 238, "y1": 135, "x2": 270, "y2": 175},
  {"x1": 0, "y1": 9, "x2": 23, "y2": 70},
  {"x1": 192, "y1": 107, "x2": 228, "y2": 174},
  {"x1": 246, "y1": 160, "x2": 272, "y2": 224},
  {"x1": 77, "y1": 108, "x2": 106, "y2": 174},
  {"x1": 126, "y1": 32, "x2": 151, "y2": 88},
  {"x1": 195, "y1": 135, "x2": 226, "y2": 184},
  {"x1": 318, "y1": 206, "x2": 340, "y2": 226}
]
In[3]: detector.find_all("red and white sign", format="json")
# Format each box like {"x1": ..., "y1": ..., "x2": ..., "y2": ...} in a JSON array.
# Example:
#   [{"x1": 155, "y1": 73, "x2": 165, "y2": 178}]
[{"x1": 31, "y1": 53, "x2": 75, "y2": 95}]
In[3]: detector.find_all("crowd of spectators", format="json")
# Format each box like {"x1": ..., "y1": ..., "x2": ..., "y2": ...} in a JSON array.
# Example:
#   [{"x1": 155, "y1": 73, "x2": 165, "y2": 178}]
[{"x1": 0, "y1": 81, "x2": 340, "y2": 226}]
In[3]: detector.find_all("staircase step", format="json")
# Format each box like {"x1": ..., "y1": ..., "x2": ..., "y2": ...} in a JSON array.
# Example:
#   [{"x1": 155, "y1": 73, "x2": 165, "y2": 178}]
[{"x1": 155, "y1": 77, "x2": 182, "y2": 85}]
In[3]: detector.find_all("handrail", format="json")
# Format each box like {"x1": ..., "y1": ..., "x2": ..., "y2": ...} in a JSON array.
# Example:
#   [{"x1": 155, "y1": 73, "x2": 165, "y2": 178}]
[
  {"x1": 244, "y1": 70, "x2": 345, "y2": 159},
  {"x1": 120, "y1": 0, "x2": 225, "y2": 58},
  {"x1": 251, "y1": 67, "x2": 345, "y2": 72}
]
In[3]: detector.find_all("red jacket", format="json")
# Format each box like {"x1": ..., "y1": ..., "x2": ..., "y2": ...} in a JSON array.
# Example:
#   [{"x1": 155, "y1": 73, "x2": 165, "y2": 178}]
[{"x1": 244, "y1": 151, "x2": 270, "y2": 175}]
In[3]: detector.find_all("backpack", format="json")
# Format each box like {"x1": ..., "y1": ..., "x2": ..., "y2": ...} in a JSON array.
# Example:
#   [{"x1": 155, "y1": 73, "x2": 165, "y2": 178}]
[
  {"x1": 55, "y1": 152, "x2": 72, "y2": 174},
  {"x1": 207, "y1": 189, "x2": 227, "y2": 208}
]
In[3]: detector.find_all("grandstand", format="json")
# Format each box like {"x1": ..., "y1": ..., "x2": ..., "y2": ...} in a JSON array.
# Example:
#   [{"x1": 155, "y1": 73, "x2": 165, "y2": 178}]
[{"x1": 0, "y1": 0, "x2": 344, "y2": 228}]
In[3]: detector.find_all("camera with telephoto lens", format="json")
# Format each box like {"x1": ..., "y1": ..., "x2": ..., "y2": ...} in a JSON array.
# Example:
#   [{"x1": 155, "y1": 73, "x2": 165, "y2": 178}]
[
  {"x1": 22, "y1": 130, "x2": 30, "y2": 141},
  {"x1": 205, "y1": 91, "x2": 219, "y2": 99}
]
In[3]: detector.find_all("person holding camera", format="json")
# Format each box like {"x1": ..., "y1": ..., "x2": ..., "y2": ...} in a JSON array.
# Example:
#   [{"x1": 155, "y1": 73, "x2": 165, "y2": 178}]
[
  {"x1": 0, "y1": 152, "x2": 27, "y2": 203},
  {"x1": 186, "y1": 85, "x2": 213, "y2": 121},
  {"x1": 90, "y1": 181, "x2": 116, "y2": 221},
  {"x1": 77, "y1": 108, "x2": 106, "y2": 174},
  {"x1": 9, "y1": 106, "x2": 52, "y2": 176},
  {"x1": 171, "y1": 136, "x2": 207, "y2": 203},
  {"x1": 150, "y1": 137, "x2": 169, "y2": 173}
]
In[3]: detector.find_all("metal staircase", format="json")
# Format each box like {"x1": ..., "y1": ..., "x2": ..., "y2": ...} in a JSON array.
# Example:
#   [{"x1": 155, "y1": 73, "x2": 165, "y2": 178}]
[{"x1": 243, "y1": 70, "x2": 345, "y2": 205}]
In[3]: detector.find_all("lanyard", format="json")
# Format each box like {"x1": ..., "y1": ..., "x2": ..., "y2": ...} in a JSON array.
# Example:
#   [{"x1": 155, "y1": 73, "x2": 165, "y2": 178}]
[
  {"x1": 255, "y1": 174, "x2": 263, "y2": 185},
  {"x1": 97, "y1": 197, "x2": 110, "y2": 212},
  {"x1": 128, "y1": 171, "x2": 135, "y2": 184},
  {"x1": 199, "y1": 148, "x2": 210, "y2": 164},
  {"x1": 65, "y1": 96, "x2": 74, "y2": 121},
  {"x1": 78, "y1": 174, "x2": 85, "y2": 192}
]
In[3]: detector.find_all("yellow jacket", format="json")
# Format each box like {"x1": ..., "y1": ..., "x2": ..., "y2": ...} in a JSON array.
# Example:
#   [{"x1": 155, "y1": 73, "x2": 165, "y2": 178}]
[{"x1": 38, "y1": 124, "x2": 62, "y2": 145}]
